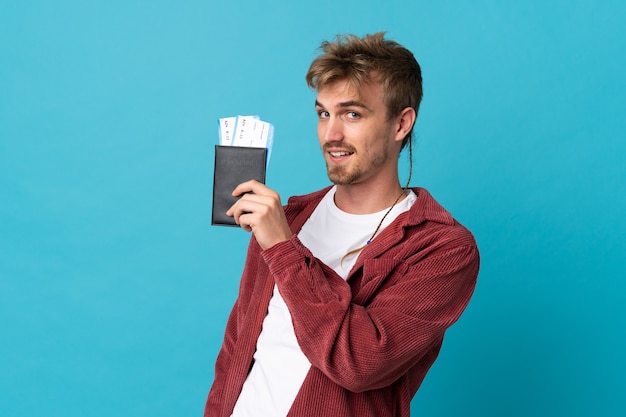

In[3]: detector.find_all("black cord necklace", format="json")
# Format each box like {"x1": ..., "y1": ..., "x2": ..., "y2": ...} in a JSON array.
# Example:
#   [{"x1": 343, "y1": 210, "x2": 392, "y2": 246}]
[{"x1": 366, "y1": 138, "x2": 413, "y2": 245}]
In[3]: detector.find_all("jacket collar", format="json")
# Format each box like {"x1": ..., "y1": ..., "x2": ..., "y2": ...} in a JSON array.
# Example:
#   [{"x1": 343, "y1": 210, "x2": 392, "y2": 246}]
[{"x1": 286, "y1": 186, "x2": 455, "y2": 231}]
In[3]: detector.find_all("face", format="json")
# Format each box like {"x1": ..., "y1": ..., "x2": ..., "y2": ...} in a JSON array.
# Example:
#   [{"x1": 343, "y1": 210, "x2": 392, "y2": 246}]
[{"x1": 315, "y1": 78, "x2": 402, "y2": 186}]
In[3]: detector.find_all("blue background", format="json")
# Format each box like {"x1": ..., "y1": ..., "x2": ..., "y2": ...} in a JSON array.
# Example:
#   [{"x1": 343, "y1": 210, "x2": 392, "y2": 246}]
[{"x1": 1, "y1": 1, "x2": 624, "y2": 416}]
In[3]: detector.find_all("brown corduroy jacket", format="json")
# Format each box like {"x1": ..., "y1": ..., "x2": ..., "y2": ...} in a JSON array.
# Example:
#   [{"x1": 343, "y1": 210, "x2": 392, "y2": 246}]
[{"x1": 204, "y1": 187, "x2": 479, "y2": 417}]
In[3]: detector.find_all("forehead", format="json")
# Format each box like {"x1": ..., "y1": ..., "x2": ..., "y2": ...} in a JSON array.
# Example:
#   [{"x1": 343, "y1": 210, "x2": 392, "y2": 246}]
[
  {"x1": 316, "y1": 78, "x2": 385, "y2": 108},
  {"x1": 317, "y1": 79, "x2": 359, "y2": 101}
]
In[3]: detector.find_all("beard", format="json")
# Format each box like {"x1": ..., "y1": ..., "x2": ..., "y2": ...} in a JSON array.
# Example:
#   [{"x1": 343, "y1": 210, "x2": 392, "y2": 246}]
[
  {"x1": 326, "y1": 163, "x2": 363, "y2": 185},
  {"x1": 324, "y1": 142, "x2": 389, "y2": 185}
]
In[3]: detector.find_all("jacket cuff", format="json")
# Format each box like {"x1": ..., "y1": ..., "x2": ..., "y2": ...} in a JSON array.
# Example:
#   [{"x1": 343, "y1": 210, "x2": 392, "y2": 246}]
[{"x1": 261, "y1": 235, "x2": 311, "y2": 274}]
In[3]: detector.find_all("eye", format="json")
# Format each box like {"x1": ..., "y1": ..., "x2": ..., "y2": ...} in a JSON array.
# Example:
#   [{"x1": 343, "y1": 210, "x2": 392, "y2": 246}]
[
  {"x1": 317, "y1": 110, "x2": 330, "y2": 119},
  {"x1": 346, "y1": 111, "x2": 360, "y2": 120}
]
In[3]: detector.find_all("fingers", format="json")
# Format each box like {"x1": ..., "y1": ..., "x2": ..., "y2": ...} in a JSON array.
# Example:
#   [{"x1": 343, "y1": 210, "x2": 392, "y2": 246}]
[
  {"x1": 226, "y1": 181, "x2": 278, "y2": 217},
  {"x1": 231, "y1": 180, "x2": 277, "y2": 199},
  {"x1": 224, "y1": 180, "x2": 292, "y2": 249},
  {"x1": 228, "y1": 193, "x2": 274, "y2": 221},
  {"x1": 225, "y1": 180, "x2": 280, "y2": 224}
]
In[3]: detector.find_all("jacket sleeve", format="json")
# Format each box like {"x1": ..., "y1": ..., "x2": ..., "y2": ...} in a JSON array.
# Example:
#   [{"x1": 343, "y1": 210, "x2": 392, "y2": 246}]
[
  {"x1": 204, "y1": 298, "x2": 240, "y2": 416},
  {"x1": 204, "y1": 239, "x2": 264, "y2": 417},
  {"x1": 261, "y1": 233, "x2": 479, "y2": 393}
]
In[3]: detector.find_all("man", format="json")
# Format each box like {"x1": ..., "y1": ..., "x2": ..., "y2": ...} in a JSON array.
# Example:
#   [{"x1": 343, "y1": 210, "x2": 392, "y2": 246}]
[{"x1": 205, "y1": 32, "x2": 479, "y2": 417}]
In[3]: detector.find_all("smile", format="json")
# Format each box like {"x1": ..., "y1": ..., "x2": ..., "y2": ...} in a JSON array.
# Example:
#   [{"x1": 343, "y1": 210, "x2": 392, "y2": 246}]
[{"x1": 329, "y1": 151, "x2": 354, "y2": 157}]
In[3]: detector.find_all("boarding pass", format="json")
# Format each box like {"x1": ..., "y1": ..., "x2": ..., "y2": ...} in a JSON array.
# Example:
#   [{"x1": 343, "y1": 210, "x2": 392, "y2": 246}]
[{"x1": 218, "y1": 115, "x2": 274, "y2": 164}]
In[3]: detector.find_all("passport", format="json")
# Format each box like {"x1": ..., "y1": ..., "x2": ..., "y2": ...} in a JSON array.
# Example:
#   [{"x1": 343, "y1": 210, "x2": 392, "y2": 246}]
[{"x1": 211, "y1": 145, "x2": 267, "y2": 226}]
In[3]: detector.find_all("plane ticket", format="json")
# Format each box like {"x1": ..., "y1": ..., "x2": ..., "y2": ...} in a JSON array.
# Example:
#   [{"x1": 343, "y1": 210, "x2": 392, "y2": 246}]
[{"x1": 218, "y1": 115, "x2": 274, "y2": 164}]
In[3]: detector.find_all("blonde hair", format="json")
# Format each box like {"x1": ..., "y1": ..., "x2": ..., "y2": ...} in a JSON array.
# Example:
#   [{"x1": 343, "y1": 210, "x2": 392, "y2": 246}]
[{"x1": 306, "y1": 32, "x2": 423, "y2": 149}]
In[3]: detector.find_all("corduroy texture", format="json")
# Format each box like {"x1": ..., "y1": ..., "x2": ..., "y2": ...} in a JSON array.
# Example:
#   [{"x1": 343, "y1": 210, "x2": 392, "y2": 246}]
[{"x1": 204, "y1": 187, "x2": 479, "y2": 417}]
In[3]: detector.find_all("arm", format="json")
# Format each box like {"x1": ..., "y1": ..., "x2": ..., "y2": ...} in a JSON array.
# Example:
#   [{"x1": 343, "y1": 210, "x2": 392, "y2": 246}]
[
  {"x1": 261, "y1": 234, "x2": 479, "y2": 392},
  {"x1": 204, "y1": 299, "x2": 240, "y2": 416},
  {"x1": 204, "y1": 238, "x2": 265, "y2": 416},
  {"x1": 205, "y1": 181, "x2": 294, "y2": 416}
]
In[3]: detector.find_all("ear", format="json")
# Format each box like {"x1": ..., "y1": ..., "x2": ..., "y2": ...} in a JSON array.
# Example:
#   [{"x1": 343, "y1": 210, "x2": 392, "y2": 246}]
[{"x1": 393, "y1": 107, "x2": 416, "y2": 143}]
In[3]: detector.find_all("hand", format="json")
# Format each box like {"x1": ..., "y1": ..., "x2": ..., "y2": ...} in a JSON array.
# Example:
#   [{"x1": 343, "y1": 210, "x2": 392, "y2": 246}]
[{"x1": 226, "y1": 180, "x2": 293, "y2": 250}]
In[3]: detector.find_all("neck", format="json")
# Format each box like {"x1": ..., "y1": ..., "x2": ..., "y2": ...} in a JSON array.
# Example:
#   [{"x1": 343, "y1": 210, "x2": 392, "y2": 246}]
[{"x1": 333, "y1": 179, "x2": 405, "y2": 214}]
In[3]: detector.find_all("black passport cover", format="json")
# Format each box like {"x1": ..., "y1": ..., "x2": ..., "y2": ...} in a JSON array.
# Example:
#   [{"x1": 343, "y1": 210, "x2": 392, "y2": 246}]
[{"x1": 212, "y1": 145, "x2": 267, "y2": 226}]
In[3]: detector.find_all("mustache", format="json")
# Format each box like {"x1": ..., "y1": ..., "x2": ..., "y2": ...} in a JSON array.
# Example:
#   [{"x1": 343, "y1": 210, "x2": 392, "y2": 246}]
[{"x1": 322, "y1": 142, "x2": 356, "y2": 153}]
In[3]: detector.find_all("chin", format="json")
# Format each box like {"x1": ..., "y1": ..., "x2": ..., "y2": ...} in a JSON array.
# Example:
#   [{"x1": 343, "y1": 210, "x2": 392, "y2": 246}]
[
  {"x1": 326, "y1": 160, "x2": 366, "y2": 185},
  {"x1": 327, "y1": 170, "x2": 361, "y2": 186}
]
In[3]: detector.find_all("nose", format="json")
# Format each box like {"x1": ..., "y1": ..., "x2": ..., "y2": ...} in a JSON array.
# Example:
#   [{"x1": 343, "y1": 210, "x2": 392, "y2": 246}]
[{"x1": 319, "y1": 115, "x2": 344, "y2": 143}]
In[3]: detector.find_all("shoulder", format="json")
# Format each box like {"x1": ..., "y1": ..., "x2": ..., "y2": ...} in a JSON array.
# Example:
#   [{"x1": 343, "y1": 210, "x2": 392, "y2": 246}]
[{"x1": 404, "y1": 187, "x2": 478, "y2": 251}]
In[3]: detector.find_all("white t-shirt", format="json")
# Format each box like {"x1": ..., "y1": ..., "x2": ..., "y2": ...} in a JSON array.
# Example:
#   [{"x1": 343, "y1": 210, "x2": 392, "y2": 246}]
[{"x1": 231, "y1": 187, "x2": 416, "y2": 417}]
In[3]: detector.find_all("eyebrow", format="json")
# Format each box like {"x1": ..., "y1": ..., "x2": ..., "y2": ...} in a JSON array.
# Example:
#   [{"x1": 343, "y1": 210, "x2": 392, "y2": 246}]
[{"x1": 315, "y1": 99, "x2": 372, "y2": 112}]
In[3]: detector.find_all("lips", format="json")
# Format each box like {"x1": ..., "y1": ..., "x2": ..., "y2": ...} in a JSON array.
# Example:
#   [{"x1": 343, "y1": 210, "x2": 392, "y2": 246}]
[
  {"x1": 327, "y1": 149, "x2": 354, "y2": 164},
  {"x1": 324, "y1": 143, "x2": 355, "y2": 160},
  {"x1": 329, "y1": 150, "x2": 354, "y2": 157}
]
